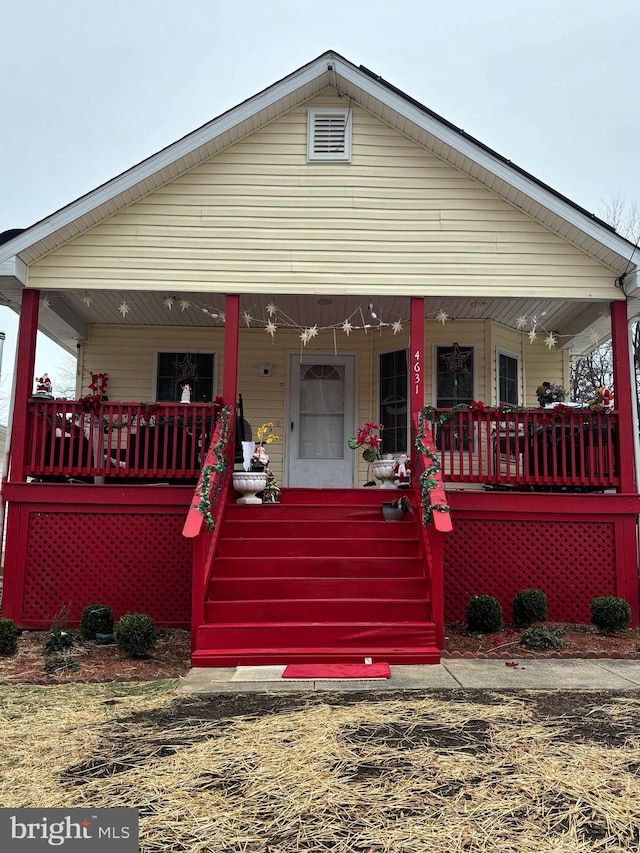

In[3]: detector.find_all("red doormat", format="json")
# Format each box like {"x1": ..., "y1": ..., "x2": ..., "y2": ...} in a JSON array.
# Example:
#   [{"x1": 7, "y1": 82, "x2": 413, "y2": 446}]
[{"x1": 282, "y1": 663, "x2": 391, "y2": 679}]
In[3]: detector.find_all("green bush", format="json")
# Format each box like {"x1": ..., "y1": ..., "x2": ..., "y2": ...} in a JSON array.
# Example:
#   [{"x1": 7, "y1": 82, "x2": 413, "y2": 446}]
[
  {"x1": 80, "y1": 604, "x2": 114, "y2": 640},
  {"x1": 512, "y1": 589, "x2": 548, "y2": 628},
  {"x1": 43, "y1": 628, "x2": 75, "y2": 657},
  {"x1": 466, "y1": 595, "x2": 503, "y2": 634},
  {"x1": 0, "y1": 618, "x2": 19, "y2": 656},
  {"x1": 519, "y1": 626, "x2": 565, "y2": 651},
  {"x1": 591, "y1": 597, "x2": 631, "y2": 634},
  {"x1": 115, "y1": 613, "x2": 157, "y2": 658}
]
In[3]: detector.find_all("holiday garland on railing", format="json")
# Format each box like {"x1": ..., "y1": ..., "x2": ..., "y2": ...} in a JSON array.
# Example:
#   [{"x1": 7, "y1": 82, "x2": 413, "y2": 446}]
[
  {"x1": 415, "y1": 409, "x2": 451, "y2": 527},
  {"x1": 192, "y1": 405, "x2": 232, "y2": 529},
  {"x1": 423, "y1": 399, "x2": 613, "y2": 426}
]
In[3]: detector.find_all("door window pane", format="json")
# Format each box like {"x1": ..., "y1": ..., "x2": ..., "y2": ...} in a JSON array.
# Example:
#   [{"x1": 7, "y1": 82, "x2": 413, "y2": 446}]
[{"x1": 299, "y1": 364, "x2": 345, "y2": 459}]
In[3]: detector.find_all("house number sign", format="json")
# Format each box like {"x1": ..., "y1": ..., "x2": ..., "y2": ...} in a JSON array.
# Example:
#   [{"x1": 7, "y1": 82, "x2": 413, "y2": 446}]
[{"x1": 413, "y1": 349, "x2": 421, "y2": 395}]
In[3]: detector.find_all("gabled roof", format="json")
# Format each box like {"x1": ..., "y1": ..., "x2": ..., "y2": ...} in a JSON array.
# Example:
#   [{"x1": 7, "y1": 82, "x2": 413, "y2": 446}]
[{"x1": 0, "y1": 50, "x2": 637, "y2": 292}]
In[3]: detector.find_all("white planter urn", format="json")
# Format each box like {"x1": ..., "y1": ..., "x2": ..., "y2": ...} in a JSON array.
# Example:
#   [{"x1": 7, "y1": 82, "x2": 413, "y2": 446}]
[
  {"x1": 232, "y1": 471, "x2": 267, "y2": 504},
  {"x1": 371, "y1": 458, "x2": 397, "y2": 489}
]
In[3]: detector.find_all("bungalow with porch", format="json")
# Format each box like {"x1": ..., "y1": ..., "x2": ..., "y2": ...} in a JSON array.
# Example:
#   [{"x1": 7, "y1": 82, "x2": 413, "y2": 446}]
[{"x1": 0, "y1": 51, "x2": 638, "y2": 665}]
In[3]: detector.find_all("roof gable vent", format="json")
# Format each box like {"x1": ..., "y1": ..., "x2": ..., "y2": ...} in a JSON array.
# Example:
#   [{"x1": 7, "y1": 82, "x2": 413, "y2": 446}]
[{"x1": 307, "y1": 107, "x2": 351, "y2": 161}]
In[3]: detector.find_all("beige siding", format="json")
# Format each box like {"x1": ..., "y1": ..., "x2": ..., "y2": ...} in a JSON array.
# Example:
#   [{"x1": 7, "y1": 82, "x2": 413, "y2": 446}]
[
  {"x1": 30, "y1": 89, "x2": 615, "y2": 299},
  {"x1": 523, "y1": 341, "x2": 569, "y2": 407}
]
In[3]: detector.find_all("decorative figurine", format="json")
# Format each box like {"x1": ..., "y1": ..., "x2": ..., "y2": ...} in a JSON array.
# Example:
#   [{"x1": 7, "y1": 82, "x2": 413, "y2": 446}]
[
  {"x1": 180, "y1": 383, "x2": 191, "y2": 404},
  {"x1": 394, "y1": 453, "x2": 411, "y2": 487},
  {"x1": 34, "y1": 373, "x2": 53, "y2": 398}
]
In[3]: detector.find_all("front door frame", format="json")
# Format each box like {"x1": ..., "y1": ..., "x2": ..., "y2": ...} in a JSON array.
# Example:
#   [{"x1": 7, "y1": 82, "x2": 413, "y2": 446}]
[{"x1": 286, "y1": 351, "x2": 356, "y2": 487}]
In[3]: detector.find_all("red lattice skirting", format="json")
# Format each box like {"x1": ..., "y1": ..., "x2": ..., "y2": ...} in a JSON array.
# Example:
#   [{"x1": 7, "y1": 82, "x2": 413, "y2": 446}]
[
  {"x1": 2, "y1": 484, "x2": 193, "y2": 629},
  {"x1": 444, "y1": 491, "x2": 639, "y2": 625}
]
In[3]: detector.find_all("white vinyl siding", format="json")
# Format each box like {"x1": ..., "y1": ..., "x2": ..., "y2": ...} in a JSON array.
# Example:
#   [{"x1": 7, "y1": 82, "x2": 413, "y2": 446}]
[{"x1": 29, "y1": 89, "x2": 616, "y2": 299}]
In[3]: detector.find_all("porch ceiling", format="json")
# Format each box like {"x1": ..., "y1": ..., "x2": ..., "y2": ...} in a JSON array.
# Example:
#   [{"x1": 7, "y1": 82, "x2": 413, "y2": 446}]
[{"x1": 33, "y1": 289, "x2": 613, "y2": 355}]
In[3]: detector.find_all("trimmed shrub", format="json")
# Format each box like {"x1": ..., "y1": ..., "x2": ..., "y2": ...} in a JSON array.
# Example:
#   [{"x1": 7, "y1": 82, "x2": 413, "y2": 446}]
[
  {"x1": 466, "y1": 595, "x2": 503, "y2": 634},
  {"x1": 80, "y1": 604, "x2": 114, "y2": 641},
  {"x1": 591, "y1": 597, "x2": 631, "y2": 634},
  {"x1": 512, "y1": 589, "x2": 548, "y2": 628},
  {"x1": 0, "y1": 618, "x2": 19, "y2": 656},
  {"x1": 115, "y1": 613, "x2": 157, "y2": 658},
  {"x1": 43, "y1": 628, "x2": 75, "y2": 657},
  {"x1": 519, "y1": 626, "x2": 565, "y2": 651}
]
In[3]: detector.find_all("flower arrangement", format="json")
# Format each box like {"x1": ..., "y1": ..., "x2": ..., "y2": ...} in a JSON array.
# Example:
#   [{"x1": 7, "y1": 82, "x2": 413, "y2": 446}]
[
  {"x1": 348, "y1": 421, "x2": 384, "y2": 462},
  {"x1": 79, "y1": 371, "x2": 109, "y2": 411},
  {"x1": 536, "y1": 381, "x2": 566, "y2": 407},
  {"x1": 588, "y1": 387, "x2": 613, "y2": 413},
  {"x1": 251, "y1": 422, "x2": 280, "y2": 470}
]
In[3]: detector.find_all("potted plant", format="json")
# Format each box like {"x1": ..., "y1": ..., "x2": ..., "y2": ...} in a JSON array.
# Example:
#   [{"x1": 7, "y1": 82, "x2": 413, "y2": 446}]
[
  {"x1": 348, "y1": 421, "x2": 396, "y2": 487},
  {"x1": 381, "y1": 494, "x2": 413, "y2": 521}
]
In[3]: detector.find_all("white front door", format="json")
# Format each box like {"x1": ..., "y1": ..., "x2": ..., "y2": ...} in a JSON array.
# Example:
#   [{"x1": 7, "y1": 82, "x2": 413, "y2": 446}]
[{"x1": 287, "y1": 353, "x2": 356, "y2": 487}]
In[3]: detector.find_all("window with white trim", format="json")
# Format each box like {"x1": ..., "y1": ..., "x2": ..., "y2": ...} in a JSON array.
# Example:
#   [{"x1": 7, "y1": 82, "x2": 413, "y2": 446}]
[
  {"x1": 155, "y1": 352, "x2": 215, "y2": 403},
  {"x1": 497, "y1": 350, "x2": 519, "y2": 406},
  {"x1": 307, "y1": 107, "x2": 351, "y2": 161}
]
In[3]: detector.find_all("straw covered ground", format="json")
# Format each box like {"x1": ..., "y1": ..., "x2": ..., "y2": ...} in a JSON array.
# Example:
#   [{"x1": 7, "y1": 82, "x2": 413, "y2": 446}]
[{"x1": 2, "y1": 682, "x2": 640, "y2": 852}]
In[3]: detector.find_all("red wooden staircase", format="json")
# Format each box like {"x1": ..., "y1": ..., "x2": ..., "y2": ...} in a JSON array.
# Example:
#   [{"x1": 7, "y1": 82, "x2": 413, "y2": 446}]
[{"x1": 191, "y1": 488, "x2": 440, "y2": 666}]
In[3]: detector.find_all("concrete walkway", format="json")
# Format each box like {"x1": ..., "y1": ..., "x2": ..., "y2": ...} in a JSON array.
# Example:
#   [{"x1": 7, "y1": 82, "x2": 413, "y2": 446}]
[{"x1": 177, "y1": 659, "x2": 640, "y2": 694}]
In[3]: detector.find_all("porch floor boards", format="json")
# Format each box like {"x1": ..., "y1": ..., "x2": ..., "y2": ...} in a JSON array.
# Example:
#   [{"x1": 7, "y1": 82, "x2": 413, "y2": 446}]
[{"x1": 192, "y1": 488, "x2": 440, "y2": 666}]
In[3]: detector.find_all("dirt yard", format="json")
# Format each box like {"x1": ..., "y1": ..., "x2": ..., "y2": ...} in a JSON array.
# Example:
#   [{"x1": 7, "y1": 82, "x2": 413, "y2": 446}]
[{"x1": 2, "y1": 682, "x2": 640, "y2": 851}]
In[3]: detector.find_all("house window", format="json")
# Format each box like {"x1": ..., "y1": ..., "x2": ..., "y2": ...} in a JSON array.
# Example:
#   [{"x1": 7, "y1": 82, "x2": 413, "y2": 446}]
[
  {"x1": 155, "y1": 352, "x2": 215, "y2": 403},
  {"x1": 307, "y1": 107, "x2": 351, "y2": 161},
  {"x1": 379, "y1": 350, "x2": 408, "y2": 454},
  {"x1": 497, "y1": 351, "x2": 519, "y2": 406},
  {"x1": 436, "y1": 345, "x2": 474, "y2": 408}
]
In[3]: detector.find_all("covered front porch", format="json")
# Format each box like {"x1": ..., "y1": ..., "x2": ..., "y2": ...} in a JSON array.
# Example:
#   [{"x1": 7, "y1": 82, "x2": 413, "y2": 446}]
[{"x1": 1, "y1": 289, "x2": 639, "y2": 661}]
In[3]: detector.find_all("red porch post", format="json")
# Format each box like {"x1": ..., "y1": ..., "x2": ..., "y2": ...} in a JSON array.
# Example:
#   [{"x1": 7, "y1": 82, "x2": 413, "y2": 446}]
[
  {"x1": 611, "y1": 299, "x2": 636, "y2": 494},
  {"x1": 1, "y1": 288, "x2": 39, "y2": 621},
  {"x1": 222, "y1": 294, "x2": 240, "y2": 407},
  {"x1": 8, "y1": 288, "x2": 39, "y2": 483},
  {"x1": 410, "y1": 297, "x2": 425, "y2": 420},
  {"x1": 610, "y1": 298, "x2": 640, "y2": 625}
]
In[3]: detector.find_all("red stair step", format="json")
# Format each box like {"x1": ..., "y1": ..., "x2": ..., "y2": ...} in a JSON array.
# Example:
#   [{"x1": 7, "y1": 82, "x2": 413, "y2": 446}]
[
  {"x1": 212, "y1": 556, "x2": 425, "y2": 578},
  {"x1": 204, "y1": 599, "x2": 432, "y2": 623},
  {"x1": 217, "y1": 537, "x2": 421, "y2": 558},
  {"x1": 208, "y1": 577, "x2": 428, "y2": 599}
]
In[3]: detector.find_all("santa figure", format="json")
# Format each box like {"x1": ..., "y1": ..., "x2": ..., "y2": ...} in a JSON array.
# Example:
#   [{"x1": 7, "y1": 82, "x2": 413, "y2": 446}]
[
  {"x1": 34, "y1": 373, "x2": 53, "y2": 397},
  {"x1": 394, "y1": 453, "x2": 411, "y2": 487}
]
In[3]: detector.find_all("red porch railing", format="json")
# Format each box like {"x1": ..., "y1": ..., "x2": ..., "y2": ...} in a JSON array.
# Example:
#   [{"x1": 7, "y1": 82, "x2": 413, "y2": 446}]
[
  {"x1": 412, "y1": 412, "x2": 452, "y2": 650},
  {"x1": 431, "y1": 407, "x2": 619, "y2": 491},
  {"x1": 26, "y1": 399, "x2": 221, "y2": 481},
  {"x1": 183, "y1": 405, "x2": 235, "y2": 647}
]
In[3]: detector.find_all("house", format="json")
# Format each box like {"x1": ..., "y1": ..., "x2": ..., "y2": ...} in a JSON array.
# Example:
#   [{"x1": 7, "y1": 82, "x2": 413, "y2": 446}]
[{"x1": 0, "y1": 51, "x2": 638, "y2": 665}]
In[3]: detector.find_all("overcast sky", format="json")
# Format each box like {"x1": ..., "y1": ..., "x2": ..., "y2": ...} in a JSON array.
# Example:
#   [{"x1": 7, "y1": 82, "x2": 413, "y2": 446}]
[{"x1": 1, "y1": 0, "x2": 639, "y2": 403}]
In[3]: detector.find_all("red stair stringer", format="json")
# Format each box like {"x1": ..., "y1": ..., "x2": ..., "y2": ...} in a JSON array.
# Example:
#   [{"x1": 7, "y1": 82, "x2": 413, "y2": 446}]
[{"x1": 192, "y1": 487, "x2": 440, "y2": 666}]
